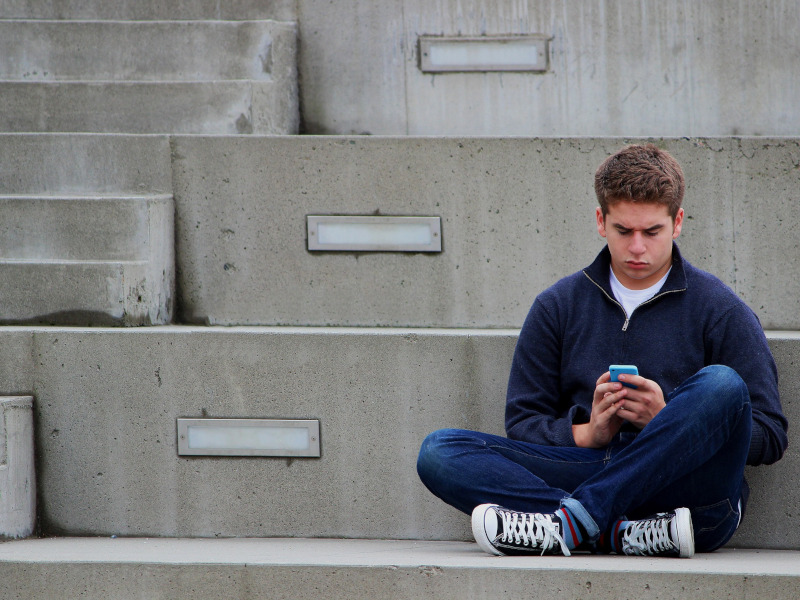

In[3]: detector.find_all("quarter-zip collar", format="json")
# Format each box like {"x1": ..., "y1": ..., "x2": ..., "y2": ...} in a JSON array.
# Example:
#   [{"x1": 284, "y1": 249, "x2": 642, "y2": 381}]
[{"x1": 582, "y1": 243, "x2": 688, "y2": 328}]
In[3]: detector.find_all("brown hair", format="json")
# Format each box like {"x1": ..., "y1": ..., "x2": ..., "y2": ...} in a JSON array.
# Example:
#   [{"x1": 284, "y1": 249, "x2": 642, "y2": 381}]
[{"x1": 594, "y1": 144, "x2": 685, "y2": 219}]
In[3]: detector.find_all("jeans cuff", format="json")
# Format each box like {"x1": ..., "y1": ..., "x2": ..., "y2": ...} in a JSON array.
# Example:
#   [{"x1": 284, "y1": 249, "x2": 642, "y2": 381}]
[{"x1": 561, "y1": 497, "x2": 600, "y2": 540}]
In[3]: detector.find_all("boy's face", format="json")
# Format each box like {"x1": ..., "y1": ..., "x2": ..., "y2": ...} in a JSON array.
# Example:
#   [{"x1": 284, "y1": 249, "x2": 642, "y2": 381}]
[{"x1": 596, "y1": 200, "x2": 684, "y2": 290}]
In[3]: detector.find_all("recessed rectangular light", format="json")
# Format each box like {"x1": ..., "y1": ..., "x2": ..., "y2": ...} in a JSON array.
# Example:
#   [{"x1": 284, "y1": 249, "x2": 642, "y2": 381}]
[
  {"x1": 177, "y1": 418, "x2": 320, "y2": 457},
  {"x1": 419, "y1": 35, "x2": 550, "y2": 73},
  {"x1": 307, "y1": 215, "x2": 441, "y2": 252}
]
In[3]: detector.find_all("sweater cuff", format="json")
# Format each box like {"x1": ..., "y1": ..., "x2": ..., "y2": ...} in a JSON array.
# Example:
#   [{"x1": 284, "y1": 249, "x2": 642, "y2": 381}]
[
  {"x1": 563, "y1": 405, "x2": 589, "y2": 447},
  {"x1": 747, "y1": 425, "x2": 765, "y2": 466}
]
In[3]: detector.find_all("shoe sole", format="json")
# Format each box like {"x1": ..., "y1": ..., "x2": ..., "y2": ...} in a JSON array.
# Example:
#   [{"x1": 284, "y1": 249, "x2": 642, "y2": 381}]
[
  {"x1": 673, "y1": 507, "x2": 695, "y2": 558},
  {"x1": 471, "y1": 503, "x2": 504, "y2": 556}
]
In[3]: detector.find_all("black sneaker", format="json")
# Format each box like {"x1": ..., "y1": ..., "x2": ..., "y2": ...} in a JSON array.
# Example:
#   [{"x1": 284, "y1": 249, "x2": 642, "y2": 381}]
[
  {"x1": 619, "y1": 507, "x2": 694, "y2": 558},
  {"x1": 471, "y1": 503, "x2": 571, "y2": 557}
]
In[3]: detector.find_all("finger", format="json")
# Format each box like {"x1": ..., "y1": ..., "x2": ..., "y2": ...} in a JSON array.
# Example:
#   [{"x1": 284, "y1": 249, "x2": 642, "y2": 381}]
[
  {"x1": 597, "y1": 390, "x2": 626, "y2": 413},
  {"x1": 597, "y1": 380, "x2": 623, "y2": 397},
  {"x1": 617, "y1": 373, "x2": 654, "y2": 391}
]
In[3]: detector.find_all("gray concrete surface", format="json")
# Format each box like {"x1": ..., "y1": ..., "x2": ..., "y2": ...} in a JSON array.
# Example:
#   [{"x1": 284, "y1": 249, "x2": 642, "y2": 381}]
[
  {"x1": 0, "y1": 20, "x2": 298, "y2": 134},
  {"x1": 5, "y1": 2, "x2": 795, "y2": 137},
  {"x1": 0, "y1": 134, "x2": 172, "y2": 195},
  {"x1": 173, "y1": 136, "x2": 800, "y2": 329},
  {"x1": 0, "y1": 193, "x2": 175, "y2": 325},
  {"x1": 0, "y1": 0, "x2": 296, "y2": 20},
  {"x1": 0, "y1": 397, "x2": 35, "y2": 539},
  {"x1": 0, "y1": 259, "x2": 173, "y2": 326},
  {"x1": 1, "y1": 196, "x2": 164, "y2": 262},
  {"x1": 0, "y1": 136, "x2": 176, "y2": 325},
  {"x1": 0, "y1": 20, "x2": 289, "y2": 82},
  {"x1": 1, "y1": 80, "x2": 298, "y2": 135},
  {"x1": 1, "y1": 538, "x2": 799, "y2": 599},
  {"x1": 298, "y1": 1, "x2": 800, "y2": 137},
  {"x1": 0, "y1": 326, "x2": 795, "y2": 547}
]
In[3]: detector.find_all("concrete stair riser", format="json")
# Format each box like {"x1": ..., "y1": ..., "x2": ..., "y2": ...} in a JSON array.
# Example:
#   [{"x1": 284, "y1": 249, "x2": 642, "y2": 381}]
[
  {"x1": 1, "y1": 196, "x2": 163, "y2": 262},
  {"x1": 0, "y1": 134, "x2": 171, "y2": 195},
  {"x1": 0, "y1": 327, "x2": 795, "y2": 547},
  {"x1": 0, "y1": 0, "x2": 296, "y2": 21},
  {"x1": 0, "y1": 397, "x2": 35, "y2": 539},
  {"x1": 297, "y1": 1, "x2": 800, "y2": 137},
  {"x1": 0, "y1": 20, "x2": 293, "y2": 82},
  {"x1": 0, "y1": 195, "x2": 174, "y2": 326},
  {"x1": 172, "y1": 136, "x2": 800, "y2": 329},
  {"x1": 3, "y1": 135, "x2": 794, "y2": 328},
  {"x1": 0, "y1": 81, "x2": 298, "y2": 135}
]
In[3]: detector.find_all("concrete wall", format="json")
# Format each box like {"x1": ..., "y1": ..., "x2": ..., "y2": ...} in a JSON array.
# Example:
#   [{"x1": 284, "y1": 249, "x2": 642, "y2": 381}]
[
  {"x1": 0, "y1": 195, "x2": 174, "y2": 326},
  {"x1": 0, "y1": 134, "x2": 172, "y2": 196},
  {"x1": 173, "y1": 136, "x2": 800, "y2": 330},
  {"x1": 297, "y1": 1, "x2": 800, "y2": 136},
  {"x1": 0, "y1": 21, "x2": 284, "y2": 82},
  {"x1": 1, "y1": 327, "x2": 796, "y2": 548},
  {"x1": 0, "y1": 135, "x2": 175, "y2": 325},
  {"x1": 11, "y1": 134, "x2": 796, "y2": 328},
  {"x1": 4, "y1": 1, "x2": 796, "y2": 137},
  {"x1": 0, "y1": 0, "x2": 295, "y2": 20},
  {"x1": 0, "y1": 396, "x2": 35, "y2": 539},
  {"x1": 0, "y1": 20, "x2": 299, "y2": 135},
  {"x1": 21, "y1": 327, "x2": 511, "y2": 540}
]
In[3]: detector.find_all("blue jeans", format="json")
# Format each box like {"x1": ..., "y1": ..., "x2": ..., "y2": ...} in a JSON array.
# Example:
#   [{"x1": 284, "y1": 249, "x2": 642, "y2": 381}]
[{"x1": 417, "y1": 365, "x2": 752, "y2": 552}]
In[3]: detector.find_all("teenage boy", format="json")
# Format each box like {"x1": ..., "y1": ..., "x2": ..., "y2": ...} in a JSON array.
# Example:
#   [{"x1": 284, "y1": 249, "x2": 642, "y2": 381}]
[{"x1": 417, "y1": 144, "x2": 787, "y2": 557}]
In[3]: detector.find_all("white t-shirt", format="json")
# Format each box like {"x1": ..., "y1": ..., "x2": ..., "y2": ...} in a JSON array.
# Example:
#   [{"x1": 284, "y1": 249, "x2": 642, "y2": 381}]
[{"x1": 609, "y1": 267, "x2": 671, "y2": 318}]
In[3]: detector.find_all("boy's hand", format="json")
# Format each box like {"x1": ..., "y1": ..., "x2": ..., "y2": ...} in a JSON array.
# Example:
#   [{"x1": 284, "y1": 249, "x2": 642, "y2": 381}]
[
  {"x1": 612, "y1": 372, "x2": 666, "y2": 428},
  {"x1": 572, "y1": 371, "x2": 667, "y2": 448},
  {"x1": 572, "y1": 372, "x2": 626, "y2": 448}
]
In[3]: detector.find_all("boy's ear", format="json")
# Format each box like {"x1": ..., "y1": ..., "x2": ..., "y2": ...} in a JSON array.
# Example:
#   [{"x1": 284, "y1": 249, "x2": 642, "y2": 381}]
[
  {"x1": 672, "y1": 208, "x2": 685, "y2": 239},
  {"x1": 596, "y1": 207, "x2": 607, "y2": 238}
]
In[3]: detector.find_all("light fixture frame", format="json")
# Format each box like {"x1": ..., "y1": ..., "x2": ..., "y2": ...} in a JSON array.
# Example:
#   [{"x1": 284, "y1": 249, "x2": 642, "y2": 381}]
[
  {"x1": 177, "y1": 418, "x2": 321, "y2": 457},
  {"x1": 418, "y1": 34, "x2": 551, "y2": 73},
  {"x1": 307, "y1": 215, "x2": 442, "y2": 252}
]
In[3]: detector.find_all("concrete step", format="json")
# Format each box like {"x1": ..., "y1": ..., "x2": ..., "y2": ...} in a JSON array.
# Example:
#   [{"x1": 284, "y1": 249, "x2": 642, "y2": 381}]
[
  {"x1": 0, "y1": 260, "x2": 172, "y2": 326},
  {"x1": 1, "y1": 326, "x2": 796, "y2": 547},
  {"x1": 3, "y1": 135, "x2": 796, "y2": 328},
  {"x1": 0, "y1": 1, "x2": 296, "y2": 21},
  {"x1": 0, "y1": 194, "x2": 173, "y2": 326},
  {"x1": 0, "y1": 136, "x2": 174, "y2": 325},
  {"x1": 171, "y1": 135, "x2": 800, "y2": 329},
  {"x1": 1, "y1": 195, "x2": 166, "y2": 262},
  {"x1": 0, "y1": 397, "x2": 35, "y2": 539},
  {"x1": 0, "y1": 20, "x2": 291, "y2": 82},
  {"x1": 0, "y1": 20, "x2": 298, "y2": 134},
  {"x1": 1, "y1": 538, "x2": 799, "y2": 599},
  {"x1": 0, "y1": 80, "x2": 297, "y2": 134},
  {"x1": 0, "y1": 134, "x2": 171, "y2": 195}
]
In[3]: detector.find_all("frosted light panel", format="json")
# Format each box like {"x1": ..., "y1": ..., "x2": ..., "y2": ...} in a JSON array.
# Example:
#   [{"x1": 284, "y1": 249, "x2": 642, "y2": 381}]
[
  {"x1": 419, "y1": 35, "x2": 550, "y2": 72},
  {"x1": 307, "y1": 216, "x2": 441, "y2": 252},
  {"x1": 177, "y1": 419, "x2": 320, "y2": 457},
  {"x1": 430, "y1": 43, "x2": 538, "y2": 68},
  {"x1": 189, "y1": 425, "x2": 308, "y2": 451}
]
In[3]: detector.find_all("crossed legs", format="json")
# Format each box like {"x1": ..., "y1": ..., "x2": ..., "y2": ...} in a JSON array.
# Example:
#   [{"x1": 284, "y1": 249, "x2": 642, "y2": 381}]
[{"x1": 417, "y1": 365, "x2": 752, "y2": 552}]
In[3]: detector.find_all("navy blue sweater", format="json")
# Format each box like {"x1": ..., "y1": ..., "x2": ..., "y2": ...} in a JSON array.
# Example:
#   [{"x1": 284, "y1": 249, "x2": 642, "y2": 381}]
[{"x1": 506, "y1": 244, "x2": 788, "y2": 466}]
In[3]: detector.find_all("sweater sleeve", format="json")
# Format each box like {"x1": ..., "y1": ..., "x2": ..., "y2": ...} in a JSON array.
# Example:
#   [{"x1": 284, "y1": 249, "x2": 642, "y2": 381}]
[
  {"x1": 707, "y1": 303, "x2": 788, "y2": 466},
  {"x1": 505, "y1": 296, "x2": 584, "y2": 446}
]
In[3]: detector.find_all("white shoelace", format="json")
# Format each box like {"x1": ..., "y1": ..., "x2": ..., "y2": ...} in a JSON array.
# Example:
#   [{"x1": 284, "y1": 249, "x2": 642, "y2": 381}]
[
  {"x1": 622, "y1": 515, "x2": 675, "y2": 556},
  {"x1": 499, "y1": 510, "x2": 571, "y2": 556}
]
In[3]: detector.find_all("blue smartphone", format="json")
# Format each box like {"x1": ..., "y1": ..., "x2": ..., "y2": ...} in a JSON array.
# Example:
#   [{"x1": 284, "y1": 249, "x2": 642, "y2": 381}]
[{"x1": 610, "y1": 365, "x2": 638, "y2": 388}]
